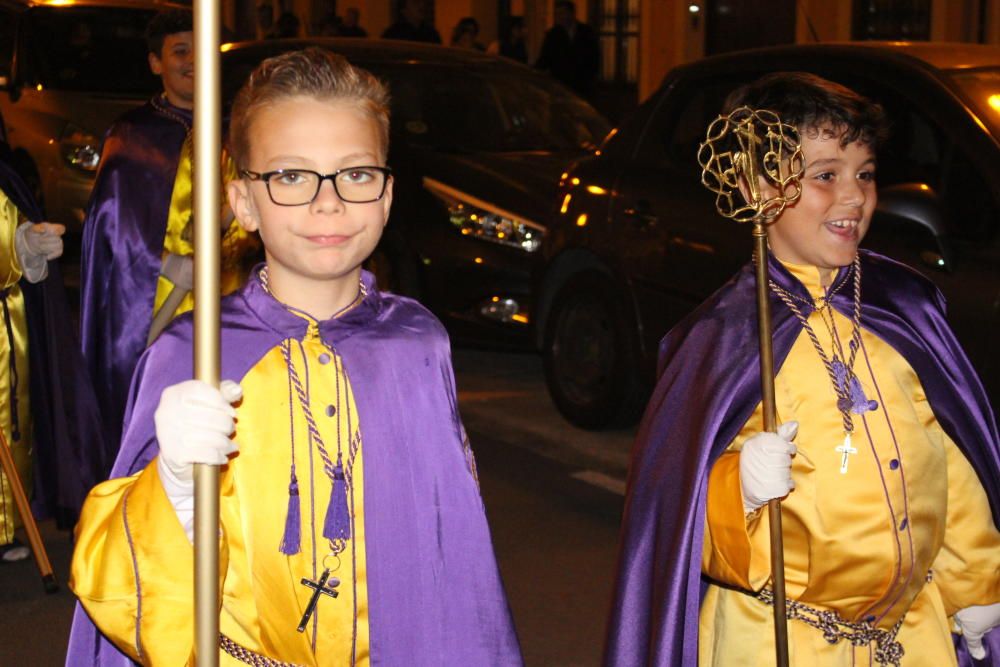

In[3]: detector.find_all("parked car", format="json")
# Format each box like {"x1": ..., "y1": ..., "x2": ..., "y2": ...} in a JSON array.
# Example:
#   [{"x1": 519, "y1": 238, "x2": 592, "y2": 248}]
[
  {"x1": 538, "y1": 42, "x2": 1000, "y2": 429},
  {"x1": 222, "y1": 39, "x2": 611, "y2": 346},
  {"x1": 0, "y1": 0, "x2": 184, "y2": 231}
]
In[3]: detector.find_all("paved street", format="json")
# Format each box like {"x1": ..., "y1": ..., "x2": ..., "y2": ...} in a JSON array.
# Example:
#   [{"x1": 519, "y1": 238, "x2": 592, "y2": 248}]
[{"x1": 0, "y1": 347, "x2": 636, "y2": 666}]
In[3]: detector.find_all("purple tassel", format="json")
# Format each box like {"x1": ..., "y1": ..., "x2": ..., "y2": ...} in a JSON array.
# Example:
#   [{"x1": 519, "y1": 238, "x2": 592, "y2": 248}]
[
  {"x1": 848, "y1": 376, "x2": 879, "y2": 414},
  {"x1": 323, "y1": 456, "x2": 351, "y2": 543},
  {"x1": 280, "y1": 476, "x2": 301, "y2": 555}
]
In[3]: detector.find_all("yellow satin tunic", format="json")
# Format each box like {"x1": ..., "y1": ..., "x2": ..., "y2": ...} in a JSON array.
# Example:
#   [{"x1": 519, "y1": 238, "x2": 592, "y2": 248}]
[
  {"x1": 71, "y1": 317, "x2": 370, "y2": 665},
  {"x1": 0, "y1": 190, "x2": 32, "y2": 543},
  {"x1": 700, "y1": 261, "x2": 1000, "y2": 666},
  {"x1": 152, "y1": 134, "x2": 258, "y2": 322}
]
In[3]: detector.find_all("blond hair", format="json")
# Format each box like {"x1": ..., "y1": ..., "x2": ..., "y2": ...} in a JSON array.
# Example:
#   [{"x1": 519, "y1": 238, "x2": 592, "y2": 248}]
[{"x1": 229, "y1": 47, "x2": 390, "y2": 168}]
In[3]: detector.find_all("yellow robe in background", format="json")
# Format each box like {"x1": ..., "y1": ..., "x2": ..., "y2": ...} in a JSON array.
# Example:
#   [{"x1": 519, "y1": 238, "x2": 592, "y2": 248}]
[
  {"x1": 71, "y1": 317, "x2": 370, "y2": 665},
  {"x1": 152, "y1": 134, "x2": 258, "y2": 323},
  {"x1": 0, "y1": 190, "x2": 32, "y2": 544},
  {"x1": 700, "y1": 261, "x2": 1000, "y2": 666}
]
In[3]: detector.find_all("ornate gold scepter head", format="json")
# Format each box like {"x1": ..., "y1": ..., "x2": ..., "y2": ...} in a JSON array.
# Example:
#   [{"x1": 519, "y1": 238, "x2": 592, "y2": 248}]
[
  {"x1": 698, "y1": 106, "x2": 803, "y2": 225},
  {"x1": 697, "y1": 106, "x2": 804, "y2": 667}
]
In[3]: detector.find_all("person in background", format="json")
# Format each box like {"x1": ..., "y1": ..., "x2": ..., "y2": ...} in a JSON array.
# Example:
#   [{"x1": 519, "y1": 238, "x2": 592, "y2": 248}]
[
  {"x1": 271, "y1": 10, "x2": 301, "y2": 38},
  {"x1": 450, "y1": 17, "x2": 485, "y2": 51},
  {"x1": 0, "y1": 114, "x2": 106, "y2": 552},
  {"x1": 256, "y1": 1, "x2": 276, "y2": 39},
  {"x1": 78, "y1": 9, "x2": 256, "y2": 472},
  {"x1": 339, "y1": 7, "x2": 368, "y2": 37},
  {"x1": 488, "y1": 16, "x2": 528, "y2": 63},
  {"x1": 381, "y1": 0, "x2": 441, "y2": 44},
  {"x1": 0, "y1": 156, "x2": 63, "y2": 562},
  {"x1": 535, "y1": 0, "x2": 599, "y2": 98}
]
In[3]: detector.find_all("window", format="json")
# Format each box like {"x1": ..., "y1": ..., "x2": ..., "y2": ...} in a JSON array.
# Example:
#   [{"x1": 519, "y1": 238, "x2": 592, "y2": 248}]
[
  {"x1": 635, "y1": 77, "x2": 741, "y2": 171},
  {"x1": 852, "y1": 0, "x2": 931, "y2": 40},
  {"x1": 595, "y1": 0, "x2": 638, "y2": 84},
  {"x1": 382, "y1": 66, "x2": 610, "y2": 153}
]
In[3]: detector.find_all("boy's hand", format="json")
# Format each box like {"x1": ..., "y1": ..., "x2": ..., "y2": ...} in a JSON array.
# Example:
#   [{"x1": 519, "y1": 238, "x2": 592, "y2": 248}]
[
  {"x1": 15, "y1": 222, "x2": 65, "y2": 283},
  {"x1": 955, "y1": 603, "x2": 1000, "y2": 660},
  {"x1": 739, "y1": 421, "x2": 798, "y2": 514},
  {"x1": 155, "y1": 379, "x2": 243, "y2": 485},
  {"x1": 22, "y1": 222, "x2": 66, "y2": 259}
]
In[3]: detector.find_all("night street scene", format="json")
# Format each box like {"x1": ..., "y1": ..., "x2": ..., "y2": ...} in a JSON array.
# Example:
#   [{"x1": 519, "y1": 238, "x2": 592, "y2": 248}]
[{"x1": 1, "y1": 0, "x2": 999, "y2": 665}]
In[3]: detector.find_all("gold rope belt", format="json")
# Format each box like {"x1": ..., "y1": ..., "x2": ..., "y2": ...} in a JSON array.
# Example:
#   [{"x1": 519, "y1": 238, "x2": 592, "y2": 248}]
[
  {"x1": 219, "y1": 634, "x2": 304, "y2": 667},
  {"x1": 753, "y1": 588, "x2": 905, "y2": 667}
]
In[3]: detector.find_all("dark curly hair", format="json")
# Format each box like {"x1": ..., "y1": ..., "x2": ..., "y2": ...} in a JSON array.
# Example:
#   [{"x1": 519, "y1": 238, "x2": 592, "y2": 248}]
[
  {"x1": 724, "y1": 71, "x2": 889, "y2": 149},
  {"x1": 145, "y1": 9, "x2": 193, "y2": 57}
]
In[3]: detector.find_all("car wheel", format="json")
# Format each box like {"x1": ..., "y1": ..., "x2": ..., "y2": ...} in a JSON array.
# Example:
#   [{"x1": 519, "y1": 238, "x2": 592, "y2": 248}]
[{"x1": 543, "y1": 272, "x2": 645, "y2": 430}]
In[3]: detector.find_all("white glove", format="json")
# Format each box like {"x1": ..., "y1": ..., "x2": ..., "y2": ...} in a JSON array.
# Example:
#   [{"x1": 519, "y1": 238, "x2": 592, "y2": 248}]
[
  {"x1": 15, "y1": 222, "x2": 65, "y2": 283},
  {"x1": 955, "y1": 602, "x2": 1000, "y2": 660},
  {"x1": 155, "y1": 379, "x2": 242, "y2": 486},
  {"x1": 160, "y1": 252, "x2": 194, "y2": 291},
  {"x1": 739, "y1": 421, "x2": 798, "y2": 514}
]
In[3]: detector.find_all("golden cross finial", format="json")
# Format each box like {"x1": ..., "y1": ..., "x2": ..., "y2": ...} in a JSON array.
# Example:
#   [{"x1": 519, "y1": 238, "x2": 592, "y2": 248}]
[{"x1": 698, "y1": 106, "x2": 804, "y2": 225}]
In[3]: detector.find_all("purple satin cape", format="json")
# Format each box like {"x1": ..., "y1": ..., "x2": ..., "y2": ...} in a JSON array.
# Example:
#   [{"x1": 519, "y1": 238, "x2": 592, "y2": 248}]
[
  {"x1": 79, "y1": 98, "x2": 190, "y2": 470},
  {"x1": 603, "y1": 250, "x2": 1000, "y2": 666},
  {"x1": 66, "y1": 269, "x2": 522, "y2": 666},
  {"x1": 0, "y1": 157, "x2": 105, "y2": 526}
]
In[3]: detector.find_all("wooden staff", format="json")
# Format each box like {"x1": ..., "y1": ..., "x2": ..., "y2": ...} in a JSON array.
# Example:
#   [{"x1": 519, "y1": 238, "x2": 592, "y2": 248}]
[
  {"x1": 192, "y1": 1, "x2": 222, "y2": 664},
  {"x1": 0, "y1": 426, "x2": 57, "y2": 593},
  {"x1": 698, "y1": 107, "x2": 804, "y2": 667}
]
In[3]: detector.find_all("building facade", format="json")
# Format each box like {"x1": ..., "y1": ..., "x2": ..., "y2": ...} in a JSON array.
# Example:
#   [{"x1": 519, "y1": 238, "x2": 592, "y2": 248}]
[{"x1": 225, "y1": 0, "x2": 1000, "y2": 117}]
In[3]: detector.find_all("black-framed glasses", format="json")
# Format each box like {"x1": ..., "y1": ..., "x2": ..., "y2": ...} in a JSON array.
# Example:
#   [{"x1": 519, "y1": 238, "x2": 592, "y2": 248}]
[{"x1": 241, "y1": 166, "x2": 392, "y2": 206}]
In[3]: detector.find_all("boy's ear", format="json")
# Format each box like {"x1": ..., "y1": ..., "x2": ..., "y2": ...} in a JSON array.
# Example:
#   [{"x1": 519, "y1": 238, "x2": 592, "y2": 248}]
[
  {"x1": 148, "y1": 51, "x2": 163, "y2": 77},
  {"x1": 736, "y1": 175, "x2": 753, "y2": 207},
  {"x1": 227, "y1": 179, "x2": 259, "y2": 233}
]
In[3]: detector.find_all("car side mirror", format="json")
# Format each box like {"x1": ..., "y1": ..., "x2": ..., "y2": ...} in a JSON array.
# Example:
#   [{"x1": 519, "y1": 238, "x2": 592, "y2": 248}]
[{"x1": 876, "y1": 182, "x2": 954, "y2": 272}]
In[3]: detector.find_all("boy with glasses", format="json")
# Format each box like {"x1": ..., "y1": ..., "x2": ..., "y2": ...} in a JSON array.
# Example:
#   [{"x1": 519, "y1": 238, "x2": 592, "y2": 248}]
[{"x1": 66, "y1": 48, "x2": 521, "y2": 666}]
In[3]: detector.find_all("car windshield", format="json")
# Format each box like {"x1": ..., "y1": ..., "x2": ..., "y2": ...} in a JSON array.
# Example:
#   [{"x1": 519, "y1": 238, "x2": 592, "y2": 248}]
[
  {"x1": 949, "y1": 67, "x2": 1000, "y2": 139},
  {"x1": 22, "y1": 7, "x2": 161, "y2": 94},
  {"x1": 384, "y1": 66, "x2": 611, "y2": 153}
]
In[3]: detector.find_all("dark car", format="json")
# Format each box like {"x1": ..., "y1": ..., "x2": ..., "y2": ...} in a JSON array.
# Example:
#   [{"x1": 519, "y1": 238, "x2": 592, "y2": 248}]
[
  {"x1": 0, "y1": 0, "x2": 184, "y2": 231},
  {"x1": 222, "y1": 39, "x2": 611, "y2": 347},
  {"x1": 537, "y1": 42, "x2": 1000, "y2": 429}
]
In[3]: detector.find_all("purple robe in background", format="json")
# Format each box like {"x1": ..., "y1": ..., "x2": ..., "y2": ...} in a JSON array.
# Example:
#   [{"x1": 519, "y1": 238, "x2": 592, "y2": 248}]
[
  {"x1": 603, "y1": 250, "x2": 1000, "y2": 666},
  {"x1": 66, "y1": 269, "x2": 522, "y2": 666},
  {"x1": 79, "y1": 96, "x2": 190, "y2": 471},
  {"x1": 0, "y1": 156, "x2": 105, "y2": 527}
]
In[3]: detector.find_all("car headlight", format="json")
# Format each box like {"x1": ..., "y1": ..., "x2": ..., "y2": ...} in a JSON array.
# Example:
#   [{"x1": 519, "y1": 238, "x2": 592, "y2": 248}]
[
  {"x1": 424, "y1": 177, "x2": 544, "y2": 253},
  {"x1": 60, "y1": 123, "x2": 101, "y2": 173}
]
